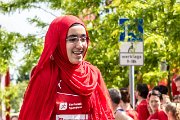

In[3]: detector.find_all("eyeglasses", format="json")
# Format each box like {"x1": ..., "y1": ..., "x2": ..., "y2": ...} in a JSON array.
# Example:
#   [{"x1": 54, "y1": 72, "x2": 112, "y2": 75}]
[{"x1": 66, "y1": 35, "x2": 88, "y2": 43}]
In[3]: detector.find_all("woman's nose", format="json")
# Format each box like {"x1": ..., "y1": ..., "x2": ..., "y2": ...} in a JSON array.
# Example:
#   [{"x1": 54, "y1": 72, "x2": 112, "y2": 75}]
[{"x1": 75, "y1": 39, "x2": 83, "y2": 47}]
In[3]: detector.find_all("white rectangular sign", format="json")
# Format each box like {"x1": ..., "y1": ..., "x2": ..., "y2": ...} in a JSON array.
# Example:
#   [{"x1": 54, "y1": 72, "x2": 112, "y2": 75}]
[
  {"x1": 120, "y1": 53, "x2": 144, "y2": 66},
  {"x1": 120, "y1": 42, "x2": 144, "y2": 66}
]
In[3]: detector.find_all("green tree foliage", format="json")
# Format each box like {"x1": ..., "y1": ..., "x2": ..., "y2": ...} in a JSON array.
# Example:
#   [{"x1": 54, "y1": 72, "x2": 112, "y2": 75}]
[
  {"x1": 16, "y1": 34, "x2": 43, "y2": 81},
  {"x1": 0, "y1": 29, "x2": 21, "y2": 73},
  {"x1": 0, "y1": 81, "x2": 28, "y2": 113}
]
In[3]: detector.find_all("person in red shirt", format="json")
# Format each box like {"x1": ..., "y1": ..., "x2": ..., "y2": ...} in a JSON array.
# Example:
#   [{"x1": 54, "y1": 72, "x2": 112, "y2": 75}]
[
  {"x1": 119, "y1": 88, "x2": 138, "y2": 120},
  {"x1": 19, "y1": 15, "x2": 114, "y2": 120},
  {"x1": 171, "y1": 69, "x2": 180, "y2": 96},
  {"x1": 147, "y1": 90, "x2": 168, "y2": 120},
  {"x1": 135, "y1": 83, "x2": 150, "y2": 120}
]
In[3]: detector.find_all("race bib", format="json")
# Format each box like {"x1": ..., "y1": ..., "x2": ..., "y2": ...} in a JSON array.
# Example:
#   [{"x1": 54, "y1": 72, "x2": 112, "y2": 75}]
[
  {"x1": 56, "y1": 114, "x2": 89, "y2": 120},
  {"x1": 55, "y1": 92, "x2": 90, "y2": 120}
]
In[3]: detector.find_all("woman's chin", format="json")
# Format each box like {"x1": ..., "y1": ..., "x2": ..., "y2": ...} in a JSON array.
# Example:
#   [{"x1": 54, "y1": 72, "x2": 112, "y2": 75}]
[{"x1": 70, "y1": 59, "x2": 83, "y2": 64}]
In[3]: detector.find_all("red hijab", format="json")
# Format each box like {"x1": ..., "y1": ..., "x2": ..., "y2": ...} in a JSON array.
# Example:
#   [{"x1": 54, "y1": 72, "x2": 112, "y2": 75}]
[{"x1": 19, "y1": 15, "x2": 114, "y2": 120}]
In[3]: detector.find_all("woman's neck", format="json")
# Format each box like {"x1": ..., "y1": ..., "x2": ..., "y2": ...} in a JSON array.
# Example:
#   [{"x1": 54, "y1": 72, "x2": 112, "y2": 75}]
[
  {"x1": 112, "y1": 103, "x2": 119, "y2": 112},
  {"x1": 120, "y1": 102, "x2": 132, "y2": 111},
  {"x1": 137, "y1": 97, "x2": 145, "y2": 105}
]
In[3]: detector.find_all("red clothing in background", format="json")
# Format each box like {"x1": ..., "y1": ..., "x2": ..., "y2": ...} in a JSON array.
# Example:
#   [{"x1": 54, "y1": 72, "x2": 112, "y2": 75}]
[
  {"x1": 126, "y1": 110, "x2": 138, "y2": 120},
  {"x1": 136, "y1": 99, "x2": 150, "y2": 120},
  {"x1": 147, "y1": 110, "x2": 168, "y2": 120},
  {"x1": 172, "y1": 74, "x2": 180, "y2": 96}
]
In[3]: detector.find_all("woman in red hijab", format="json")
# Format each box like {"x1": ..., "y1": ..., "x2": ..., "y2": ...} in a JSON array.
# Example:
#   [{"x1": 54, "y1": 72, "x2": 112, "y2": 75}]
[{"x1": 19, "y1": 15, "x2": 114, "y2": 120}]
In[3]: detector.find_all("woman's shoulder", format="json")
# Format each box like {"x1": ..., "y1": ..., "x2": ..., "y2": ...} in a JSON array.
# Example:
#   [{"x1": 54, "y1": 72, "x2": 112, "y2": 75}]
[
  {"x1": 148, "y1": 110, "x2": 167, "y2": 120},
  {"x1": 158, "y1": 110, "x2": 168, "y2": 120},
  {"x1": 126, "y1": 109, "x2": 138, "y2": 120},
  {"x1": 158, "y1": 110, "x2": 167, "y2": 116},
  {"x1": 115, "y1": 111, "x2": 133, "y2": 120}
]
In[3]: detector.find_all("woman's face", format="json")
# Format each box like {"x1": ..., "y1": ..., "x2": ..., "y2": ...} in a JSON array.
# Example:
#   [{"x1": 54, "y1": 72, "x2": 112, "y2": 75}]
[
  {"x1": 135, "y1": 90, "x2": 139, "y2": 99},
  {"x1": 149, "y1": 95, "x2": 161, "y2": 113},
  {"x1": 66, "y1": 25, "x2": 87, "y2": 64}
]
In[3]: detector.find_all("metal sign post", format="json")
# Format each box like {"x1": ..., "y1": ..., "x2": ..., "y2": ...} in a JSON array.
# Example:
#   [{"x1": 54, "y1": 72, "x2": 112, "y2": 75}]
[
  {"x1": 129, "y1": 65, "x2": 135, "y2": 109},
  {"x1": 119, "y1": 18, "x2": 144, "y2": 109}
]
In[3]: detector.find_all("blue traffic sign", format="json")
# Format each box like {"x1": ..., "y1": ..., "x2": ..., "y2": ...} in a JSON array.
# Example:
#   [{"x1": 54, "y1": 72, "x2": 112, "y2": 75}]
[{"x1": 119, "y1": 18, "x2": 143, "y2": 42}]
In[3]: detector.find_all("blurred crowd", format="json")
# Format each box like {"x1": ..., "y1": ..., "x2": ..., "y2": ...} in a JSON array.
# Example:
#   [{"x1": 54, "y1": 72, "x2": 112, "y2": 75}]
[{"x1": 109, "y1": 75, "x2": 180, "y2": 120}]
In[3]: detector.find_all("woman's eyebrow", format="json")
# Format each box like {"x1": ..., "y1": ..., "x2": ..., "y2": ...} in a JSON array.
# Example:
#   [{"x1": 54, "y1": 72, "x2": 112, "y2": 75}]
[
  {"x1": 67, "y1": 34, "x2": 78, "y2": 37},
  {"x1": 68, "y1": 34, "x2": 86, "y2": 37}
]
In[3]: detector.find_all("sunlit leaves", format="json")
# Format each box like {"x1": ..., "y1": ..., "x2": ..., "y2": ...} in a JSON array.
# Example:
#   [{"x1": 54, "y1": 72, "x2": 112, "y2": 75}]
[
  {"x1": 0, "y1": 81, "x2": 28, "y2": 112},
  {"x1": 0, "y1": 29, "x2": 21, "y2": 73}
]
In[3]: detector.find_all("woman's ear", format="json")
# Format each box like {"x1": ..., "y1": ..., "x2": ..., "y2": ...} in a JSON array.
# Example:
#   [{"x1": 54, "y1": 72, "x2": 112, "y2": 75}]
[{"x1": 138, "y1": 91, "x2": 140, "y2": 96}]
